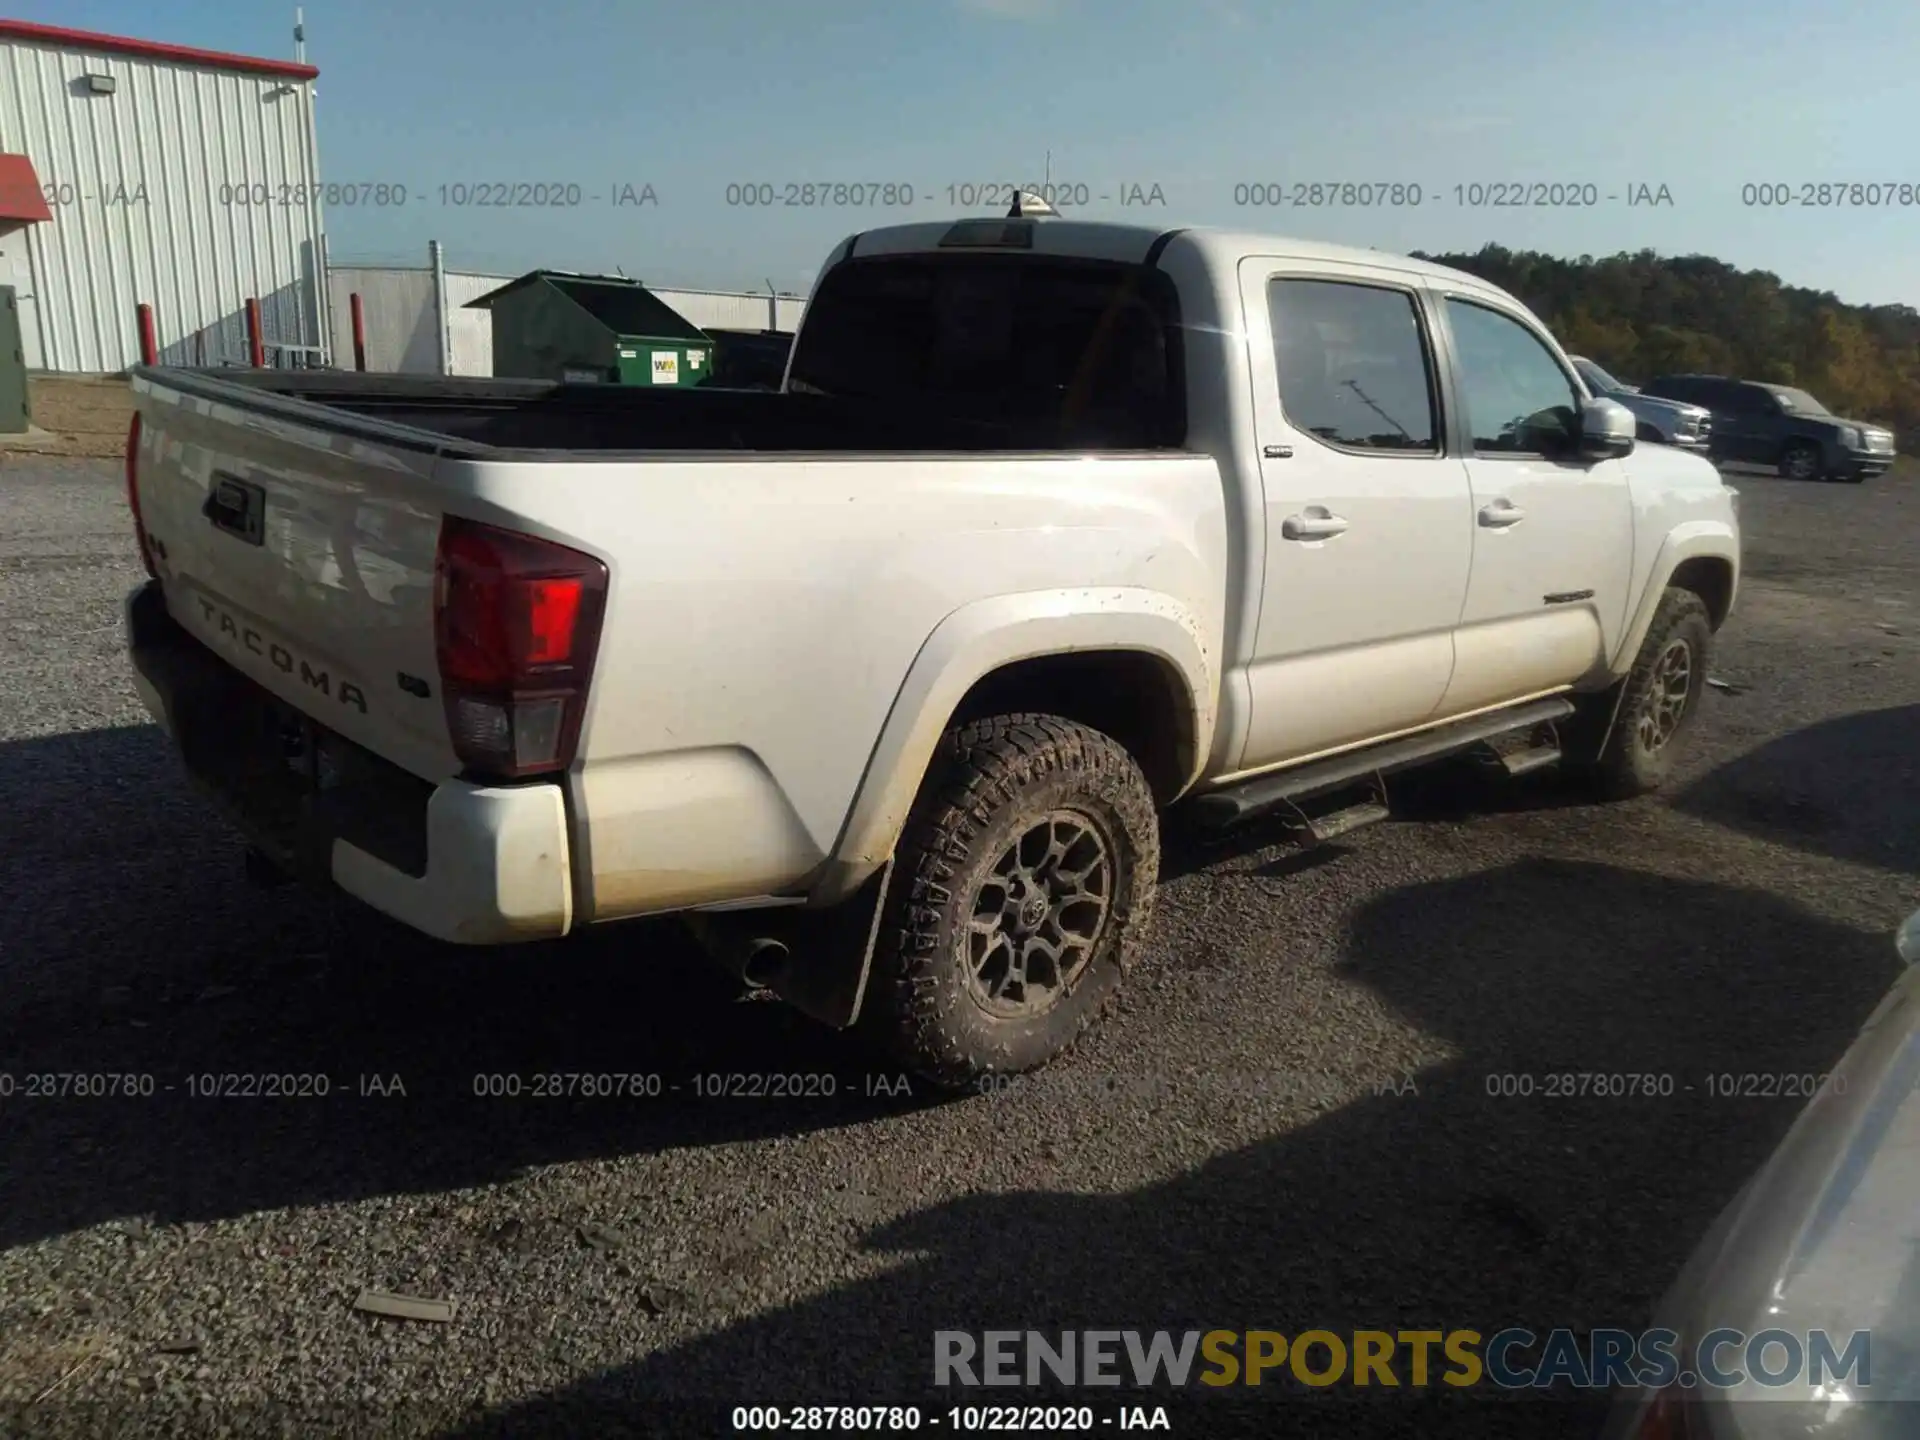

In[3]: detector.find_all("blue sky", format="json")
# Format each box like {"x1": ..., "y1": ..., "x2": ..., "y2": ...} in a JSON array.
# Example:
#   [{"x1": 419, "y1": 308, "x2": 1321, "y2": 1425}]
[{"x1": 17, "y1": 0, "x2": 1920, "y2": 303}]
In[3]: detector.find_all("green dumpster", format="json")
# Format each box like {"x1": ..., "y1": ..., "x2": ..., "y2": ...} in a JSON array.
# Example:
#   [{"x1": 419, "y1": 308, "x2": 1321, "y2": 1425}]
[{"x1": 465, "y1": 270, "x2": 714, "y2": 387}]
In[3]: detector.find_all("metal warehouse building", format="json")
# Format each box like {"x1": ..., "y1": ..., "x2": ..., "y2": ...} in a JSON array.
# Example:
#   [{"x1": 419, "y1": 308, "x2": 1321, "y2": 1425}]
[{"x1": 0, "y1": 19, "x2": 327, "y2": 372}]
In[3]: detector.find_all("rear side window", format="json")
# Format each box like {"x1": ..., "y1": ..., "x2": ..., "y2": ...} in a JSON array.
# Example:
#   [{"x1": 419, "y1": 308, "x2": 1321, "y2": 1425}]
[
  {"x1": 1267, "y1": 279, "x2": 1439, "y2": 452},
  {"x1": 786, "y1": 255, "x2": 1186, "y2": 448}
]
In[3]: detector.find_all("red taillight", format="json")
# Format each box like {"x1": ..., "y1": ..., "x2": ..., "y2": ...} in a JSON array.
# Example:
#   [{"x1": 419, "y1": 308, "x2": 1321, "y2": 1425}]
[
  {"x1": 125, "y1": 412, "x2": 158, "y2": 579},
  {"x1": 432, "y1": 516, "x2": 608, "y2": 780}
]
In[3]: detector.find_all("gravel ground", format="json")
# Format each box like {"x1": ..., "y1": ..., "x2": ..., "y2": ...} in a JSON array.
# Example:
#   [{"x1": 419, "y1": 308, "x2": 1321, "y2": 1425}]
[{"x1": 1, "y1": 457, "x2": 1916, "y2": 1439}]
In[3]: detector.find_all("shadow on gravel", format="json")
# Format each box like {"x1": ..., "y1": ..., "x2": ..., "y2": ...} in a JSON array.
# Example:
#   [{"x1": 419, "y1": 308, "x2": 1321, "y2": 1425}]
[
  {"x1": 1672, "y1": 703, "x2": 1920, "y2": 876},
  {"x1": 435, "y1": 859, "x2": 1903, "y2": 1440},
  {"x1": 0, "y1": 724, "x2": 941, "y2": 1253}
]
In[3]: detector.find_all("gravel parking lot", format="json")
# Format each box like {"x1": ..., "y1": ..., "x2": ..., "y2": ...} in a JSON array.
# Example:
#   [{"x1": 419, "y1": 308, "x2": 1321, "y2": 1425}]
[{"x1": 1, "y1": 456, "x2": 1916, "y2": 1438}]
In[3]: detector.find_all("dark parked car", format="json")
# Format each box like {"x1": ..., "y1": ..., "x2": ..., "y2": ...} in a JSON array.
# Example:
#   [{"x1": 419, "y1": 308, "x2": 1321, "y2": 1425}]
[
  {"x1": 706, "y1": 328, "x2": 794, "y2": 391},
  {"x1": 1571, "y1": 356, "x2": 1714, "y2": 455},
  {"x1": 1639, "y1": 374, "x2": 1897, "y2": 482}
]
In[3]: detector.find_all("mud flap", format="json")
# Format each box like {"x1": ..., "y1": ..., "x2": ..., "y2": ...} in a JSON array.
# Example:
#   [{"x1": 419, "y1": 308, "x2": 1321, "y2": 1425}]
[
  {"x1": 1581, "y1": 678, "x2": 1633, "y2": 764},
  {"x1": 688, "y1": 859, "x2": 896, "y2": 1030}
]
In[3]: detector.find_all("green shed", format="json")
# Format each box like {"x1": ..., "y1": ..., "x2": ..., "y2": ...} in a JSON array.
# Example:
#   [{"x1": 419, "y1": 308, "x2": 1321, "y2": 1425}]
[
  {"x1": 465, "y1": 270, "x2": 715, "y2": 387},
  {"x1": 0, "y1": 286, "x2": 28, "y2": 434}
]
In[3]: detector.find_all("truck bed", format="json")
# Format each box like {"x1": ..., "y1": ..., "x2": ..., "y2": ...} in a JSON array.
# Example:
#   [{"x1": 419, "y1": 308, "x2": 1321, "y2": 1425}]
[{"x1": 148, "y1": 368, "x2": 1177, "y2": 455}]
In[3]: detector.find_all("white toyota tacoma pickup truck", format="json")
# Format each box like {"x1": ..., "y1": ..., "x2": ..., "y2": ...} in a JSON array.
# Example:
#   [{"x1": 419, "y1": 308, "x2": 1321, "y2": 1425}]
[{"x1": 123, "y1": 212, "x2": 1740, "y2": 1088}]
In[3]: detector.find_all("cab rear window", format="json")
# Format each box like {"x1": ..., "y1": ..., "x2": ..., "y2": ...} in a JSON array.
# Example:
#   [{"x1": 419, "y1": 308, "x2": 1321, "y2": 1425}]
[{"x1": 786, "y1": 254, "x2": 1187, "y2": 449}]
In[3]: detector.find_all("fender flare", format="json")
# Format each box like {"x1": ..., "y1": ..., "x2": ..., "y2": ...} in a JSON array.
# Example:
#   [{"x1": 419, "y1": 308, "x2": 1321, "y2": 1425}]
[
  {"x1": 1609, "y1": 522, "x2": 1740, "y2": 678},
  {"x1": 1588, "y1": 523, "x2": 1739, "y2": 759},
  {"x1": 807, "y1": 587, "x2": 1217, "y2": 906}
]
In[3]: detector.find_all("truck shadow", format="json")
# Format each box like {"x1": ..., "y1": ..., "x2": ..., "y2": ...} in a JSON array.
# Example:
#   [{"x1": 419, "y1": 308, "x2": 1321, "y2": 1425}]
[
  {"x1": 1670, "y1": 703, "x2": 1920, "y2": 877},
  {"x1": 0, "y1": 718, "x2": 1903, "y2": 1291},
  {"x1": 0, "y1": 724, "x2": 941, "y2": 1253},
  {"x1": 428, "y1": 856, "x2": 1903, "y2": 1440}
]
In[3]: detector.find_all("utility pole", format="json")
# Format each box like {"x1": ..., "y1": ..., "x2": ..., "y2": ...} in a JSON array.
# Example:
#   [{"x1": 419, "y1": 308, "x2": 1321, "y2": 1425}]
[
  {"x1": 294, "y1": 7, "x2": 332, "y2": 365},
  {"x1": 429, "y1": 239, "x2": 452, "y2": 375}
]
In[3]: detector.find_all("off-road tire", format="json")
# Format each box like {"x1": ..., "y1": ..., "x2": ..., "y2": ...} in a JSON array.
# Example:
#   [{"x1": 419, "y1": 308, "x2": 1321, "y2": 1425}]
[
  {"x1": 860, "y1": 714, "x2": 1159, "y2": 1092},
  {"x1": 1588, "y1": 588, "x2": 1713, "y2": 799}
]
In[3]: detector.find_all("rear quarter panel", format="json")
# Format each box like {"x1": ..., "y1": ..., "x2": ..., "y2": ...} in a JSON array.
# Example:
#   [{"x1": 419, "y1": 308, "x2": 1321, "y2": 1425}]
[{"x1": 439, "y1": 453, "x2": 1230, "y2": 920}]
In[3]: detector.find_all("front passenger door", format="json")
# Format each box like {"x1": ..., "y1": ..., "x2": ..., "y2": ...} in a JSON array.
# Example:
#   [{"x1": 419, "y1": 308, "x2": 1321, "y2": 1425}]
[
  {"x1": 1434, "y1": 293, "x2": 1633, "y2": 716},
  {"x1": 1731, "y1": 383, "x2": 1786, "y2": 464}
]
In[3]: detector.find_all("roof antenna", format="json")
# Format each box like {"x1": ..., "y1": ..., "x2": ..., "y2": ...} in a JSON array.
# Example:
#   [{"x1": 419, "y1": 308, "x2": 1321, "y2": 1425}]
[
  {"x1": 1007, "y1": 188, "x2": 1058, "y2": 219},
  {"x1": 1008, "y1": 149, "x2": 1062, "y2": 219}
]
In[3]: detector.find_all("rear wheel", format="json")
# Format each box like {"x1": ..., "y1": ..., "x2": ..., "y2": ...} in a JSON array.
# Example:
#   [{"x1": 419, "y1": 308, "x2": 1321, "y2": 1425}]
[
  {"x1": 1587, "y1": 588, "x2": 1713, "y2": 799},
  {"x1": 860, "y1": 714, "x2": 1158, "y2": 1092},
  {"x1": 1779, "y1": 441, "x2": 1823, "y2": 482}
]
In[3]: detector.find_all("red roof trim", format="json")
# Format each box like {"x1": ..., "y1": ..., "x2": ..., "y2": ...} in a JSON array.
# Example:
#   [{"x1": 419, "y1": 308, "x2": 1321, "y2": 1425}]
[
  {"x1": 0, "y1": 153, "x2": 52, "y2": 224},
  {"x1": 0, "y1": 19, "x2": 319, "y2": 80}
]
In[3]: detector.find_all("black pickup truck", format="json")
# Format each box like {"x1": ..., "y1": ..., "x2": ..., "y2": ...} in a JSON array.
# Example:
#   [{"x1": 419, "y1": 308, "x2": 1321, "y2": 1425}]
[{"x1": 1639, "y1": 374, "x2": 1897, "y2": 482}]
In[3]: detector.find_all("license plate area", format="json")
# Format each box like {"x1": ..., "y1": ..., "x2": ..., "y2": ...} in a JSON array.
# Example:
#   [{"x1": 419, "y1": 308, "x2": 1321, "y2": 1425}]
[
  {"x1": 268, "y1": 705, "x2": 348, "y2": 794},
  {"x1": 132, "y1": 593, "x2": 434, "y2": 879},
  {"x1": 204, "y1": 473, "x2": 266, "y2": 546}
]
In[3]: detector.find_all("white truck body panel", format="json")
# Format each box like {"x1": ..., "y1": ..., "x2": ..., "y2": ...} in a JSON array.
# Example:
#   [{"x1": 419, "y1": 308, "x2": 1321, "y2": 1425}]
[
  {"x1": 461, "y1": 452, "x2": 1227, "y2": 918},
  {"x1": 124, "y1": 218, "x2": 1739, "y2": 947},
  {"x1": 134, "y1": 382, "x2": 459, "y2": 783}
]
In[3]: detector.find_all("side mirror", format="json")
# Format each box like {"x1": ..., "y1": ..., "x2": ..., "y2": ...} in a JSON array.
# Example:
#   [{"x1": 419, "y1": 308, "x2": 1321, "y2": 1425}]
[{"x1": 1577, "y1": 397, "x2": 1635, "y2": 460}]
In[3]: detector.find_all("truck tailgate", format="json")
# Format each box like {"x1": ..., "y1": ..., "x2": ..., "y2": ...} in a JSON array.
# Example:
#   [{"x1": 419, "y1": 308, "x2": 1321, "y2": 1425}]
[{"x1": 133, "y1": 377, "x2": 461, "y2": 783}]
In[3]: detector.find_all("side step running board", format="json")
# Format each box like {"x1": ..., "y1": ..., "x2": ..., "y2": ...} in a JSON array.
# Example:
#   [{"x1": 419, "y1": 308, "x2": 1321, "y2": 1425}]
[
  {"x1": 1499, "y1": 744, "x2": 1564, "y2": 777},
  {"x1": 1299, "y1": 799, "x2": 1390, "y2": 843},
  {"x1": 1190, "y1": 696, "x2": 1577, "y2": 831}
]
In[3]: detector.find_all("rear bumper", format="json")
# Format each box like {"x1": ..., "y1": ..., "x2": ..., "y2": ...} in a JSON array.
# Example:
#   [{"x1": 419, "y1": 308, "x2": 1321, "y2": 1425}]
[{"x1": 125, "y1": 581, "x2": 572, "y2": 944}]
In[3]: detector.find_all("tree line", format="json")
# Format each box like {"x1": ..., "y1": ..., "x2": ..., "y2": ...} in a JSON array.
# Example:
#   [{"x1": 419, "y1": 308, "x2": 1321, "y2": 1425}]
[{"x1": 1415, "y1": 244, "x2": 1920, "y2": 439}]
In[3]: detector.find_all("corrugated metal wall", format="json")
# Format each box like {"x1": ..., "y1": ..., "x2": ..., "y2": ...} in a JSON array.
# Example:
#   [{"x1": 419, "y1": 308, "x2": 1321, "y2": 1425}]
[
  {"x1": 0, "y1": 36, "x2": 325, "y2": 371},
  {"x1": 659, "y1": 288, "x2": 806, "y2": 334},
  {"x1": 444, "y1": 271, "x2": 502, "y2": 376},
  {"x1": 328, "y1": 267, "x2": 807, "y2": 377},
  {"x1": 326, "y1": 266, "x2": 500, "y2": 375}
]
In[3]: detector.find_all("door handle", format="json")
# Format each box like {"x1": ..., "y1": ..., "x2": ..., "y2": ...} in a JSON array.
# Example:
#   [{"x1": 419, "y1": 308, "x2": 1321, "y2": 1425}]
[
  {"x1": 1478, "y1": 499, "x2": 1526, "y2": 528},
  {"x1": 1282, "y1": 507, "x2": 1349, "y2": 541}
]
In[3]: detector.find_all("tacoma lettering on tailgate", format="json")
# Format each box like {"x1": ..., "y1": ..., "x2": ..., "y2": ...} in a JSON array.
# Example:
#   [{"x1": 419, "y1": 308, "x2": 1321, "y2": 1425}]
[{"x1": 195, "y1": 596, "x2": 369, "y2": 714}]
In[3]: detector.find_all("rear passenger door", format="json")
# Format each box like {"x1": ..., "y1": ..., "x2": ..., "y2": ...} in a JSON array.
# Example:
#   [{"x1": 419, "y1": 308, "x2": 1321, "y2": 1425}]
[
  {"x1": 1235, "y1": 262, "x2": 1474, "y2": 771},
  {"x1": 1430, "y1": 291, "x2": 1634, "y2": 715}
]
